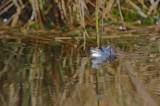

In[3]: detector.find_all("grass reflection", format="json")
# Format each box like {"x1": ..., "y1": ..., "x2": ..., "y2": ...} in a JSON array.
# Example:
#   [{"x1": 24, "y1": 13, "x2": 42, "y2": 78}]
[{"x1": 0, "y1": 36, "x2": 160, "y2": 106}]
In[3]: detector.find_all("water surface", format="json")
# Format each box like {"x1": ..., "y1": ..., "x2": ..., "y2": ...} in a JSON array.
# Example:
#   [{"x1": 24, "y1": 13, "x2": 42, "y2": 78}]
[{"x1": 0, "y1": 35, "x2": 160, "y2": 106}]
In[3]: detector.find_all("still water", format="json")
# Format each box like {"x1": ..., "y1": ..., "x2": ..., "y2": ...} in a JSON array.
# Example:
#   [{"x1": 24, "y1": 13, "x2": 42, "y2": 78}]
[{"x1": 0, "y1": 35, "x2": 160, "y2": 106}]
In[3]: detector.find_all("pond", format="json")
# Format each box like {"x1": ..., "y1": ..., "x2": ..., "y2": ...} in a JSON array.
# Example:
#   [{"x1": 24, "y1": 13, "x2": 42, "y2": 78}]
[{"x1": 0, "y1": 33, "x2": 160, "y2": 106}]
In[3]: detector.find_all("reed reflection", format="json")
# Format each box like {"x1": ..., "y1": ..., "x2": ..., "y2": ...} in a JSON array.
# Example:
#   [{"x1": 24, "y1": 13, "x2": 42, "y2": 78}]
[{"x1": 0, "y1": 38, "x2": 160, "y2": 106}]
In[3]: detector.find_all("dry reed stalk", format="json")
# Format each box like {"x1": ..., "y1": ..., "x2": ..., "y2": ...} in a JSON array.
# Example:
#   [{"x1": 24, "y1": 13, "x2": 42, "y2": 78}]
[
  {"x1": 35, "y1": 0, "x2": 44, "y2": 29},
  {"x1": 28, "y1": 0, "x2": 44, "y2": 29},
  {"x1": 126, "y1": 0, "x2": 147, "y2": 18},
  {"x1": 56, "y1": 1, "x2": 65, "y2": 24},
  {"x1": 0, "y1": 0, "x2": 11, "y2": 10},
  {"x1": 153, "y1": 1, "x2": 160, "y2": 14},
  {"x1": 11, "y1": 0, "x2": 21, "y2": 27},
  {"x1": 18, "y1": 0, "x2": 24, "y2": 7},
  {"x1": 150, "y1": 0, "x2": 155, "y2": 5},
  {"x1": 69, "y1": 6, "x2": 73, "y2": 29},
  {"x1": 54, "y1": 33, "x2": 141, "y2": 40},
  {"x1": 147, "y1": 0, "x2": 160, "y2": 15},
  {"x1": 100, "y1": 0, "x2": 104, "y2": 45},
  {"x1": 137, "y1": 0, "x2": 148, "y2": 10},
  {"x1": 78, "y1": 0, "x2": 87, "y2": 50},
  {"x1": 97, "y1": 0, "x2": 104, "y2": 9},
  {"x1": 30, "y1": 0, "x2": 38, "y2": 26},
  {"x1": 0, "y1": 3, "x2": 13, "y2": 16},
  {"x1": 54, "y1": 9, "x2": 61, "y2": 29},
  {"x1": 117, "y1": 0, "x2": 124, "y2": 25},
  {"x1": 61, "y1": 0, "x2": 68, "y2": 22},
  {"x1": 103, "y1": 0, "x2": 114, "y2": 18}
]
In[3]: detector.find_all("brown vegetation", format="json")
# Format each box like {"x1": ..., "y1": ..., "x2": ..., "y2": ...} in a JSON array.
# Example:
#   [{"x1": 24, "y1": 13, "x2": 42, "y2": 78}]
[{"x1": 0, "y1": 0, "x2": 160, "y2": 29}]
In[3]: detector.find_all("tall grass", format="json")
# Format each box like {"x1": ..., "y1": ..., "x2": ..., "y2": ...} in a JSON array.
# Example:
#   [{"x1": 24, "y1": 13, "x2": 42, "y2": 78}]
[{"x1": 0, "y1": 0, "x2": 159, "y2": 28}]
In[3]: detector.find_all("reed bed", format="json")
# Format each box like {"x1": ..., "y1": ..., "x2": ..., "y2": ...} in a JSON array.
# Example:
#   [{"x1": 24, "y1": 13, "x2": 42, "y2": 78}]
[{"x1": 0, "y1": 0, "x2": 160, "y2": 29}]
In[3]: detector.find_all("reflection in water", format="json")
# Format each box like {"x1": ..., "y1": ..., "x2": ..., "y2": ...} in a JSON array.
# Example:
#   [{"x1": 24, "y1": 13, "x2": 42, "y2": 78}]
[
  {"x1": 0, "y1": 37, "x2": 160, "y2": 106},
  {"x1": 90, "y1": 57, "x2": 116, "y2": 69}
]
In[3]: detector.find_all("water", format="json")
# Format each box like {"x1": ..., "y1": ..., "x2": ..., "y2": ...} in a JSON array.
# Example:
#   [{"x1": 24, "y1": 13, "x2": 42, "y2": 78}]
[{"x1": 0, "y1": 35, "x2": 160, "y2": 106}]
